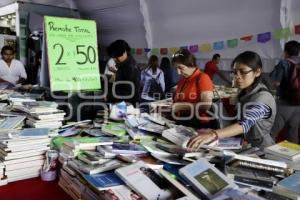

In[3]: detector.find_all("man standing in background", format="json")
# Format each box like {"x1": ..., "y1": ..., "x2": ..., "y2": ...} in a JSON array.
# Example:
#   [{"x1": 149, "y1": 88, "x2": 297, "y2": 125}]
[
  {"x1": 107, "y1": 40, "x2": 140, "y2": 105},
  {"x1": 204, "y1": 54, "x2": 231, "y2": 85},
  {"x1": 0, "y1": 45, "x2": 27, "y2": 88}
]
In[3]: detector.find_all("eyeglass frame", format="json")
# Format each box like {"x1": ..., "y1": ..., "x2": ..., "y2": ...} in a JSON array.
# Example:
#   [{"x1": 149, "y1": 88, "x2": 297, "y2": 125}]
[{"x1": 230, "y1": 69, "x2": 254, "y2": 76}]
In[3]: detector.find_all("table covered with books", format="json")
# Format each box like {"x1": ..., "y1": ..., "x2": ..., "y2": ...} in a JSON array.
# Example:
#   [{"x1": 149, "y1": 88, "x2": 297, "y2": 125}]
[{"x1": 0, "y1": 89, "x2": 300, "y2": 200}]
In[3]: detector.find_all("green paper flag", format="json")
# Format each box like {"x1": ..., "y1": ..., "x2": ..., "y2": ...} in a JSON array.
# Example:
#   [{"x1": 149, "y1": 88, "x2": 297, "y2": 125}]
[
  {"x1": 151, "y1": 48, "x2": 159, "y2": 54},
  {"x1": 44, "y1": 16, "x2": 101, "y2": 92},
  {"x1": 273, "y1": 27, "x2": 291, "y2": 40},
  {"x1": 227, "y1": 39, "x2": 238, "y2": 48},
  {"x1": 130, "y1": 48, "x2": 136, "y2": 54}
]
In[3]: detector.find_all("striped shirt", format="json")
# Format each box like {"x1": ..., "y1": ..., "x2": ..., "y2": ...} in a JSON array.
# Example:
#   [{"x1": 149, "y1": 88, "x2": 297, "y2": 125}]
[{"x1": 239, "y1": 103, "x2": 272, "y2": 133}]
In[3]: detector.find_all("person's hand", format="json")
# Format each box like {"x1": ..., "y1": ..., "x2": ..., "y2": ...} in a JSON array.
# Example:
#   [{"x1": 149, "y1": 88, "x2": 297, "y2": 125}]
[{"x1": 187, "y1": 130, "x2": 219, "y2": 150}]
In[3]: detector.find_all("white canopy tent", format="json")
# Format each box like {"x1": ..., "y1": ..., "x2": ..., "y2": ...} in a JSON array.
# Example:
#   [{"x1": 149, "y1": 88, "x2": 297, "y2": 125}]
[{"x1": 0, "y1": 0, "x2": 300, "y2": 71}]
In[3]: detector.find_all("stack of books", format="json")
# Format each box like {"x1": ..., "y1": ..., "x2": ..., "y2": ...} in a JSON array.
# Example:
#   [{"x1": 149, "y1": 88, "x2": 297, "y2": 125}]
[
  {"x1": 59, "y1": 136, "x2": 114, "y2": 159},
  {"x1": 264, "y1": 140, "x2": 300, "y2": 169},
  {"x1": 0, "y1": 161, "x2": 6, "y2": 186},
  {"x1": 124, "y1": 114, "x2": 166, "y2": 141},
  {"x1": 0, "y1": 128, "x2": 54, "y2": 183},
  {"x1": 225, "y1": 152, "x2": 290, "y2": 191},
  {"x1": 8, "y1": 92, "x2": 37, "y2": 105},
  {"x1": 58, "y1": 166, "x2": 86, "y2": 200},
  {"x1": 0, "y1": 116, "x2": 26, "y2": 131},
  {"x1": 13, "y1": 101, "x2": 66, "y2": 129}
]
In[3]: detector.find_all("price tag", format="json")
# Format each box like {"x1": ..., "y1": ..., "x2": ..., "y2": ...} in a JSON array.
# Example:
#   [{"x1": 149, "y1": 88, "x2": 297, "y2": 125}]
[{"x1": 44, "y1": 16, "x2": 101, "y2": 91}]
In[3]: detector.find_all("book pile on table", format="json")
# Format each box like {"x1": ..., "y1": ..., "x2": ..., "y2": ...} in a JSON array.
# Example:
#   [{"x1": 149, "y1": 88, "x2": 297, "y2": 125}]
[
  {"x1": 264, "y1": 140, "x2": 300, "y2": 169},
  {"x1": 0, "y1": 128, "x2": 56, "y2": 184},
  {"x1": 0, "y1": 116, "x2": 26, "y2": 130},
  {"x1": 12, "y1": 101, "x2": 66, "y2": 129}
]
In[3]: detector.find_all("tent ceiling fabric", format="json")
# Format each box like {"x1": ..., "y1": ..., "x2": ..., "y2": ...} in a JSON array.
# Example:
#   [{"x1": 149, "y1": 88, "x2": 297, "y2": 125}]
[
  {"x1": 74, "y1": 0, "x2": 147, "y2": 48},
  {"x1": 0, "y1": 0, "x2": 299, "y2": 61}
]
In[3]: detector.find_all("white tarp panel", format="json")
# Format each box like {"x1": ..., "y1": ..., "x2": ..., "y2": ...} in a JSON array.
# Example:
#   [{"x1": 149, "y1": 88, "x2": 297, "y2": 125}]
[{"x1": 1, "y1": 0, "x2": 300, "y2": 69}]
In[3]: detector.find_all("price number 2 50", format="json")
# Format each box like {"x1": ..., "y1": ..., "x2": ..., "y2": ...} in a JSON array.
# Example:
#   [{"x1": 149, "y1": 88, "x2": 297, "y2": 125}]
[{"x1": 53, "y1": 43, "x2": 96, "y2": 65}]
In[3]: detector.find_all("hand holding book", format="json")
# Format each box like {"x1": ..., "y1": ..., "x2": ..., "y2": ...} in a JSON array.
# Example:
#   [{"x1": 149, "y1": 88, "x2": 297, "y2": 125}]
[{"x1": 187, "y1": 129, "x2": 219, "y2": 150}]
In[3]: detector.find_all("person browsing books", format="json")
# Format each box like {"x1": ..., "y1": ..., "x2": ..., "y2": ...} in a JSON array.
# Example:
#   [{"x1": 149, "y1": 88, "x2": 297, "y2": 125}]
[
  {"x1": 0, "y1": 45, "x2": 27, "y2": 88},
  {"x1": 140, "y1": 55, "x2": 165, "y2": 113},
  {"x1": 187, "y1": 51, "x2": 276, "y2": 149},
  {"x1": 107, "y1": 40, "x2": 140, "y2": 105},
  {"x1": 204, "y1": 54, "x2": 231, "y2": 85},
  {"x1": 269, "y1": 40, "x2": 300, "y2": 144},
  {"x1": 172, "y1": 49, "x2": 215, "y2": 129}
]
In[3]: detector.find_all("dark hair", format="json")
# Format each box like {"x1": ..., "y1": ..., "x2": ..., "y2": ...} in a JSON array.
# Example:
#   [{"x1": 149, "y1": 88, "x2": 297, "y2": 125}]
[
  {"x1": 148, "y1": 55, "x2": 159, "y2": 74},
  {"x1": 1, "y1": 45, "x2": 15, "y2": 55},
  {"x1": 171, "y1": 48, "x2": 196, "y2": 68},
  {"x1": 212, "y1": 53, "x2": 220, "y2": 60},
  {"x1": 160, "y1": 57, "x2": 171, "y2": 70},
  {"x1": 232, "y1": 51, "x2": 264, "y2": 91},
  {"x1": 284, "y1": 40, "x2": 300, "y2": 57},
  {"x1": 107, "y1": 39, "x2": 131, "y2": 58}
]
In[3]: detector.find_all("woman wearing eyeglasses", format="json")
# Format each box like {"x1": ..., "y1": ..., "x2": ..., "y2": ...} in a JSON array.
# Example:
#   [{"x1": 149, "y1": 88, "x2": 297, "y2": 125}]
[
  {"x1": 187, "y1": 51, "x2": 276, "y2": 150},
  {"x1": 171, "y1": 49, "x2": 215, "y2": 129}
]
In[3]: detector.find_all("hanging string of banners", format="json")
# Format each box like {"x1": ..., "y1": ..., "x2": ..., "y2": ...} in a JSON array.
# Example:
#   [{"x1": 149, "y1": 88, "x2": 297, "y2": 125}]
[{"x1": 130, "y1": 25, "x2": 300, "y2": 55}]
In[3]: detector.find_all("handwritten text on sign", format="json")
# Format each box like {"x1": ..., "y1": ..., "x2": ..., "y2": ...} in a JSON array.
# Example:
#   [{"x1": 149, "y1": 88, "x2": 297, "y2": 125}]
[{"x1": 45, "y1": 16, "x2": 101, "y2": 91}]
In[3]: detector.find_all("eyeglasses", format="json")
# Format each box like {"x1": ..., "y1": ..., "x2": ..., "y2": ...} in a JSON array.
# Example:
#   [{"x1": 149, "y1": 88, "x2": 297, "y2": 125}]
[{"x1": 231, "y1": 69, "x2": 253, "y2": 76}]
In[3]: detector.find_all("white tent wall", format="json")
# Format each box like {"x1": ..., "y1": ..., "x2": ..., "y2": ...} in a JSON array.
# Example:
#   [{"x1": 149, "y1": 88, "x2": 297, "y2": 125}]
[
  {"x1": 142, "y1": 0, "x2": 284, "y2": 72},
  {"x1": 74, "y1": 0, "x2": 149, "y2": 63},
  {"x1": 1, "y1": 0, "x2": 300, "y2": 71}
]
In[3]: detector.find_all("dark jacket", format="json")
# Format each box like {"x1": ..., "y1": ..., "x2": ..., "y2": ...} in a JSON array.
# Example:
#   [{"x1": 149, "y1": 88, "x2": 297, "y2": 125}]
[{"x1": 114, "y1": 56, "x2": 140, "y2": 105}]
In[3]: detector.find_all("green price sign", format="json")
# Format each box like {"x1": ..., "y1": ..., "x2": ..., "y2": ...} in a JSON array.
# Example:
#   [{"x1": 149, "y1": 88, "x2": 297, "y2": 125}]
[{"x1": 44, "y1": 16, "x2": 101, "y2": 91}]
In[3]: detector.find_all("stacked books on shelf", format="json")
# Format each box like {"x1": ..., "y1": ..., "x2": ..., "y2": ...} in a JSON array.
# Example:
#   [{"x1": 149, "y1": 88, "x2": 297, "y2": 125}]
[
  {"x1": 0, "y1": 128, "x2": 55, "y2": 183},
  {"x1": 12, "y1": 101, "x2": 65, "y2": 129}
]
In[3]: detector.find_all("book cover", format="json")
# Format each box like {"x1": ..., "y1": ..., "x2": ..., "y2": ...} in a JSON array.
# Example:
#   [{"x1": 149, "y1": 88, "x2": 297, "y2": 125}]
[
  {"x1": 162, "y1": 126, "x2": 197, "y2": 148},
  {"x1": 64, "y1": 136, "x2": 113, "y2": 149},
  {"x1": 111, "y1": 143, "x2": 148, "y2": 155},
  {"x1": 82, "y1": 170, "x2": 124, "y2": 190},
  {"x1": 155, "y1": 143, "x2": 205, "y2": 158},
  {"x1": 126, "y1": 127, "x2": 154, "y2": 141},
  {"x1": 264, "y1": 140, "x2": 300, "y2": 161},
  {"x1": 102, "y1": 185, "x2": 142, "y2": 200},
  {"x1": 158, "y1": 168, "x2": 201, "y2": 200},
  {"x1": 75, "y1": 158, "x2": 122, "y2": 174},
  {"x1": 274, "y1": 172, "x2": 300, "y2": 197},
  {"x1": 0, "y1": 116, "x2": 26, "y2": 129},
  {"x1": 101, "y1": 122, "x2": 127, "y2": 137},
  {"x1": 137, "y1": 121, "x2": 165, "y2": 134},
  {"x1": 115, "y1": 161, "x2": 173, "y2": 200},
  {"x1": 179, "y1": 158, "x2": 237, "y2": 199}
]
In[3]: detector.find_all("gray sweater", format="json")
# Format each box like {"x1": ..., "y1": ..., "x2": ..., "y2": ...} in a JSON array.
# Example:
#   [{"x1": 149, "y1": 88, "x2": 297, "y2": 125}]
[{"x1": 238, "y1": 83, "x2": 276, "y2": 149}]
